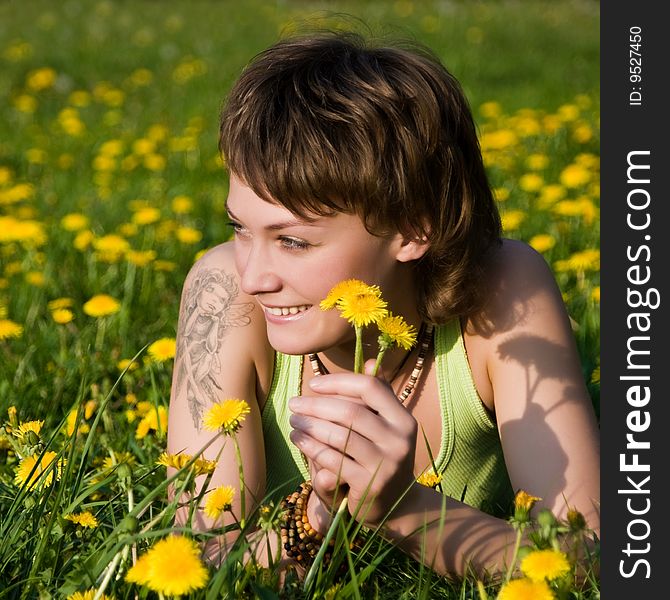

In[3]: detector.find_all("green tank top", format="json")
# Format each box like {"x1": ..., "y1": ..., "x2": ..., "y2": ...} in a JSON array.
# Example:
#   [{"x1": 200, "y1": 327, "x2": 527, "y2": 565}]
[{"x1": 260, "y1": 319, "x2": 514, "y2": 517}]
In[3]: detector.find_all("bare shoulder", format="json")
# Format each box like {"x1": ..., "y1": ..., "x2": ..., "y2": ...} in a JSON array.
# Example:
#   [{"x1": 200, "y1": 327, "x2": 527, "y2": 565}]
[
  {"x1": 466, "y1": 238, "x2": 569, "y2": 338},
  {"x1": 469, "y1": 242, "x2": 600, "y2": 529},
  {"x1": 173, "y1": 241, "x2": 274, "y2": 424}
]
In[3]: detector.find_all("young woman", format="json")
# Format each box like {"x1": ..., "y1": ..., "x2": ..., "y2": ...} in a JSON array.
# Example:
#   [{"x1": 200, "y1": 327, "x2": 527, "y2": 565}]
[{"x1": 167, "y1": 31, "x2": 600, "y2": 578}]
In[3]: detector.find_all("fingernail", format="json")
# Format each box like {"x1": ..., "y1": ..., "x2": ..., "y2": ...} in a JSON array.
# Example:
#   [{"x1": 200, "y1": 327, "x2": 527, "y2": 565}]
[
  {"x1": 309, "y1": 377, "x2": 324, "y2": 389},
  {"x1": 288, "y1": 397, "x2": 301, "y2": 411}
]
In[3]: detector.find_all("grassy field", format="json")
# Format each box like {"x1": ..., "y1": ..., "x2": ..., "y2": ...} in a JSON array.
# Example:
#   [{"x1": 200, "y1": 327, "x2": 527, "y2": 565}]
[{"x1": 0, "y1": 1, "x2": 599, "y2": 597}]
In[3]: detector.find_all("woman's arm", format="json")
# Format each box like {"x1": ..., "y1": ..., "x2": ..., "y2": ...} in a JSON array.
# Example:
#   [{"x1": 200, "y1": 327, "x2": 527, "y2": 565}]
[
  {"x1": 167, "y1": 242, "x2": 273, "y2": 556},
  {"x1": 291, "y1": 240, "x2": 600, "y2": 577}
]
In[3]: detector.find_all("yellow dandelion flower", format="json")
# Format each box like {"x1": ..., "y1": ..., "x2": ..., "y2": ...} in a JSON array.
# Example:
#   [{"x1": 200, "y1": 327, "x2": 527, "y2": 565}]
[
  {"x1": 501, "y1": 210, "x2": 525, "y2": 232},
  {"x1": 0, "y1": 217, "x2": 45, "y2": 245},
  {"x1": 591, "y1": 286, "x2": 600, "y2": 303},
  {"x1": 64, "y1": 409, "x2": 90, "y2": 437},
  {"x1": 337, "y1": 293, "x2": 388, "y2": 328},
  {"x1": 67, "y1": 589, "x2": 114, "y2": 600},
  {"x1": 48, "y1": 297, "x2": 74, "y2": 310},
  {"x1": 84, "y1": 400, "x2": 97, "y2": 420},
  {"x1": 65, "y1": 511, "x2": 99, "y2": 528},
  {"x1": 479, "y1": 129, "x2": 518, "y2": 151},
  {"x1": 559, "y1": 163, "x2": 591, "y2": 188},
  {"x1": 135, "y1": 406, "x2": 168, "y2": 439},
  {"x1": 132, "y1": 138, "x2": 156, "y2": 156},
  {"x1": 102, "y1": 452, "x2": 136, "y2": 471},
  {"x1": 93, "y1": 234, "x2": 130, "y2": 256},
  {"x1": 554, "y1": 249, "x2": 600, "y2": 274},
  {"x1": 203, "y1": 399, "x2": 251, "y2": 434},
  {"x1": 377, "y1": 314, "x2": 417, "y2": 350},
  {"x1": 13, "y1": 420, "x2": 44, "y2": 438},
  {"x1": 125, "y1": 552, "x2": 152, "y2": 586},
  {"x1": 572, "y1": 123, "x2": 593, "y2": 143},
  {"x1": 25, "y1": 271, "x2": 45, "y2": 287},
  {"x1": 73, "y1": 230, "x2": 94, "y2": 251},
  {"x1": 479, "y1": 101, "x2": 502, "y2": 120},
  {"x1": 154, "y1": 260, "x2": 177, "y2": 272},
  {"x1": 176, "y1": 226, "x2": 203, "y2": 244},
  {"x1": 83, "y1": 294, "x2": 120, "y2": 317},
  {"x1": 51, "y1": 308, "x2": 74, "y2": 324},
  {"x1": 14, "y1": 451, "x2": 64, "y2": 489},
  {"x1": 528, "y1": 234, "x2": 555, "y2": 253},
  {"x1": 26, "y1": 148, "x2": 47, "y2": 164},
  {"x1": 13, "y1": 94, "x2": 37, "y2": 113},
  {"x1": 132, "y1": 207, "x2": 161, "y2": 226},
  {"x1": 126, "y1": 249, "x2": 157, "y2": 267},
  {"x1": 417, "y1": 470, "x2": 442, "y2": 489},
  {"x1": 126, "y1": 535, "x2": 209, "y2": 595},
  {"x1": 519, "y1": 173, "x2": 544, "y2": 193},
  {"x1": 521, "y1": 548, "x2": 571, "y2": 582},
  {"x1": 156, "y1": 452, "x2": 216, "y2": 476},
  {"x1": 319, "y1": 279, "x2": 382, "y2": 310},
  {"x1": 129, "y1": 67, "x2": 154, "y2": 86},
  {"x1": 514, "y1": 490, "x2": 542, "y2": 512},
  {"x1": 171, "y1": 195, "x2": 193, "y2": 214},
  {"x1": 117, "y1": 358, "x2": 139, "y2": 372},
  {"x1": 26, "y1": 67, "x2": 57, "y2": 91},
  {"x1": 0, "y1": 319, "x2": 23, "y2": 340},
  {"x1": 526, "y1": 153, "x2": 549, "y2": 171},
  {"x1": 492, "y1": 187, "x2": 510, "y2": 202},
  {"x1": 557, "y1": 103, "x2": 580, "y2": 122},
  {"x1": 136, "y1": 401, "x2": 152, "y2": 415},
  {"x1": 204, "y1": 485, "x2": 235, "y2": 519},
  {"x1": 497, "y1": 577, "x2": 554, "y2": 600},
  {"x1": 147, "y1": 337, "x2": 177, "y2": 362},
  {"x1": 69, "y1": 89, "x2": 91, "y2": 107},
  {"x1": 135, "y1": 419, "x2": 151, "y2": 439},
  {"x1": 143, "y1": 154, "x2": 166, "y2": 171}
]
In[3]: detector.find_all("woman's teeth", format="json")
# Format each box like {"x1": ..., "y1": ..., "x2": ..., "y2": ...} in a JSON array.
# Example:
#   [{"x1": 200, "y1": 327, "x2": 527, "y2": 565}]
[{"x1": 267, "y1": 305, "x2": 311, "y2": 316}]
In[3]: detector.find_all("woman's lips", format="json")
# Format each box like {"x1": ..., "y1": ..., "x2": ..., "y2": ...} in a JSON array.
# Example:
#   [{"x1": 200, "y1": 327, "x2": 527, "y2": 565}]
[{"x1": 262, "y1": 303, "x2": 313, "y2": 323}]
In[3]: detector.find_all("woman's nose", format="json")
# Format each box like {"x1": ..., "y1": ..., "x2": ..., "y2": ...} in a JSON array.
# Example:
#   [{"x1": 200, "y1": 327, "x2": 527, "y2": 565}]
[{"x1": 238, "y1": 244, "x2": 281, "y2": 295}]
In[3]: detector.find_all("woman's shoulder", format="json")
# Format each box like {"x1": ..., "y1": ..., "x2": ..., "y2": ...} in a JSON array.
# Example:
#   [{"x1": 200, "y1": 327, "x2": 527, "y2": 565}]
[
  {"x1": 469, "y1": 238, "x2": 567, "y2": 337},
  {"x1": 181, "y1": 240, "x2": 275, "y2": 394}
]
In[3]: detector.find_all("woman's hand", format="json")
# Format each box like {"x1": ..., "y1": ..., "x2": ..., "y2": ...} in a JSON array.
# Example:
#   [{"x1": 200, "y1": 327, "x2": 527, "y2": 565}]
[{"x1": 288, "y1": 362, "x2": 418, "y2": 527}]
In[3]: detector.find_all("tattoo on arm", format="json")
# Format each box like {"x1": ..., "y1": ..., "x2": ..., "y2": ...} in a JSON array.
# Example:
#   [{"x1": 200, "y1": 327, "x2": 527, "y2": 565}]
[{"x1": 173, "y1": 267, "x2": 254, "y2": 430}]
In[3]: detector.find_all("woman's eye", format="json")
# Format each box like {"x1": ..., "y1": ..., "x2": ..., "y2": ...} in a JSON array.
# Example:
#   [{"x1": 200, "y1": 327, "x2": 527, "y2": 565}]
[
  {"x1": 280, "y1": 236, "x2": 310, "y2": 251},
  {"x1": 227, "y1": 221, "x2": 248, "y2": 237}
]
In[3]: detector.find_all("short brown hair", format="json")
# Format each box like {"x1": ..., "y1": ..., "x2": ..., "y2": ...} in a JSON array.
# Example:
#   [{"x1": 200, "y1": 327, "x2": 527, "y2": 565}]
[{"x1": 219, "y1": 31, "x2": 501, "y2": 324}]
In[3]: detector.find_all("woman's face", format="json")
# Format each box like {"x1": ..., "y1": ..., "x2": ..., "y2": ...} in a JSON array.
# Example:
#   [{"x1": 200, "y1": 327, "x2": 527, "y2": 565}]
[{"x1": 226, "y1": 175, "x2": 411, "y2": 355}]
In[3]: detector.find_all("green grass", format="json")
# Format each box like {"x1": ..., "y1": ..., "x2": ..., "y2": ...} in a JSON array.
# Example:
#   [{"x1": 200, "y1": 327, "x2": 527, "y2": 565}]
[{"x1": 0, "y1": 1, "x2": 599, "y2": 597}]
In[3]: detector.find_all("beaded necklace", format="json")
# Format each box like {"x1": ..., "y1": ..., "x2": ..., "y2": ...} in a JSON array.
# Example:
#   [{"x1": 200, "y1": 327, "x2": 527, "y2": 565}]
[
  {"x1": 306, "y1": 323, "x2": 435, "y2": 404},
  {"x1": 296, "y1": 323, "x2": 434, "y2": 475}
]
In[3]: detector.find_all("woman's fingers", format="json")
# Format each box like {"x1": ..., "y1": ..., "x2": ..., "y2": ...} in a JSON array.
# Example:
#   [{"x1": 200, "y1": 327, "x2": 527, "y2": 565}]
[
  {"x1": 307, "y1": 373, "x2": 408, "y2": 421},
  {"x1": 289, "y1": 396, "x2": 387, "y2": 443},
  {"x1": 289, "y1": 428, "x2": 368, "y2": 483},
  {"x1": 289, "y1": 412, "x2": 384, "y2": 472}
]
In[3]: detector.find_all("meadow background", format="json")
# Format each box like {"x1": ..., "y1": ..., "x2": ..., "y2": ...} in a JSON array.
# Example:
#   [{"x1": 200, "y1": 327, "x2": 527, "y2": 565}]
[{"x1": 0, "y1": 0, "x2": 599, "y2": 597}]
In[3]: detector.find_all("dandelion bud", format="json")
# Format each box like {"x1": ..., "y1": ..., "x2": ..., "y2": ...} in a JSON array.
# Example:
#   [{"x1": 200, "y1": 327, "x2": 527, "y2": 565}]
[
  {"x1": 567, "y1": 507, "x2": 586, "y2": 532},
  {"x1": 8, "y1": 406, "x2": 18, "y2": 427},
  {"x1": 119, "y1": 515, "x2": 139, "y2": 534},
  {"x1": 116, "y1": 463, "x2": 132, "y2": 486}
]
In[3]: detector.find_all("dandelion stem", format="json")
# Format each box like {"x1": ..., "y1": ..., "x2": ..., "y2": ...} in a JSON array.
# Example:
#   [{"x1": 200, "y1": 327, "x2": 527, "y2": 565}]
[
  {"x1": 505, "y1": 526, "x2": 524, "y2": 583},
  {"x1": 233, "y1": 435, "x2": 246, "y2": 529},
  {"x1": 354, "y1": 325, "x2": 364, "y2": 373},
  {"x1": 371, "y1": 347, "x2": 387, "y2": 377},
  {"x1": 94, "y1": 318, "x2": 107, "y2": 353}
]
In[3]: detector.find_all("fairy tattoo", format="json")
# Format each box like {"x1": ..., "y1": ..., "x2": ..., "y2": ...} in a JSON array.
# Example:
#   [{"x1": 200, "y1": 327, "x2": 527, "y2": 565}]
[{"x1": 174, "y1": 267, "x2": 254, "y2": 430}]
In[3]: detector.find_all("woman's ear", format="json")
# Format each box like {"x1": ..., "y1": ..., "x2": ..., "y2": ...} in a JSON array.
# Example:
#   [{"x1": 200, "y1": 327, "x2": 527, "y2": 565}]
[{"x1": 394, "y1": 233, "x2": 430, "y2": 263}]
